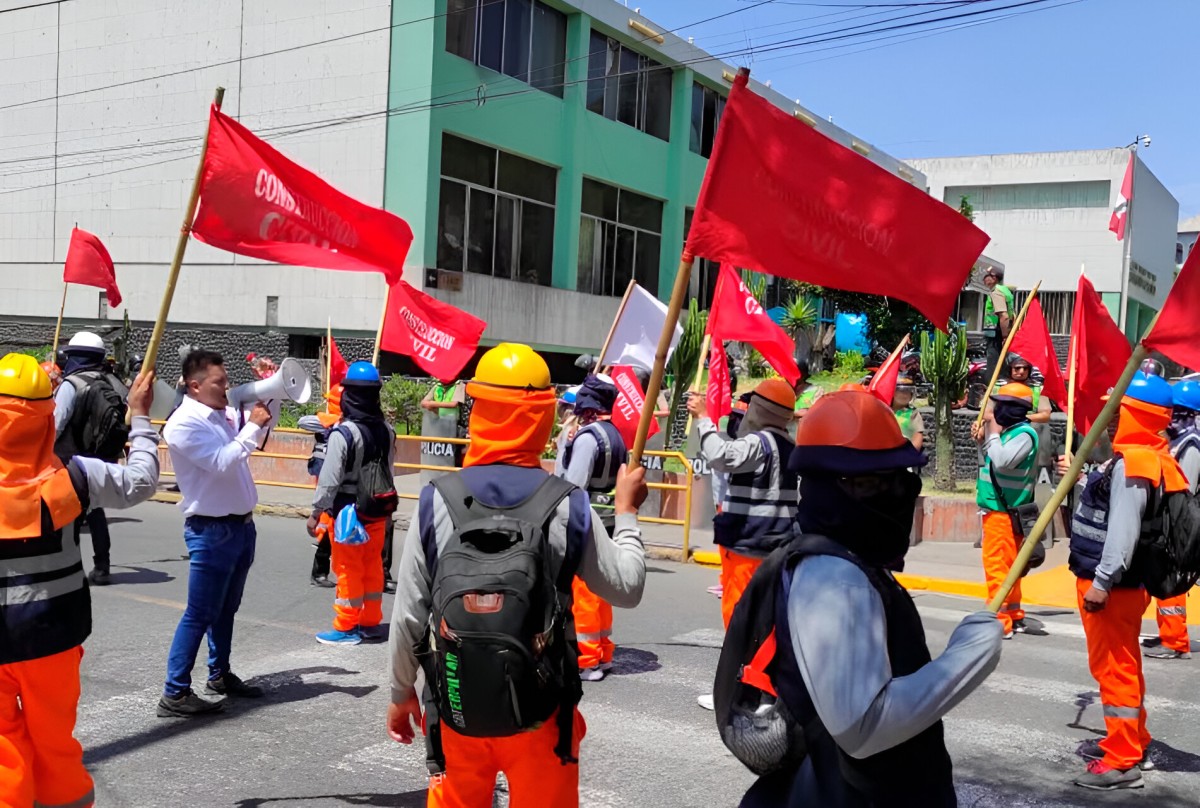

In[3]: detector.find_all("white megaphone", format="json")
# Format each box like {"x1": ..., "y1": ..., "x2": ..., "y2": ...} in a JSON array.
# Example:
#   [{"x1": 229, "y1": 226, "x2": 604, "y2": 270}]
[{"x1": 227, "y1": 357, "x2": 312, "y2": 406}]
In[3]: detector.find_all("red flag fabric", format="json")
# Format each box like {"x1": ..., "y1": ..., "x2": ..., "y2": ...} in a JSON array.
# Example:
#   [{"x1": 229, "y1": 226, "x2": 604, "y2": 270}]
[
  {"x1": 685, "y1": 72, "x2": 989, "y2": 327},
  {"x1": 705, "y1": 340, "x2": 733, "y2": 422},
  {"x1": 328, "y1": 335, "x2": 349, "y2": 388},
  {"x1": 706, "y1": 264, "x2": 800, "y2": 385},
  {"x1": 1143, "y1": 246, "x2": 1200, "y2": 371},
  {"x1": 1109, "y1": 152, "x2": 1133, "y2": 241},
  {"x1": 867, "y1": 334, "x2": 909, "y2": 406},
  {"x1": 192, "y1": 106, "x2": 411, "y2": 283},
  {"x1": 379, "y1": 281, "x2": 486, "y2": 381},
  {"x1": 611, "y1": 365, "x2": 660, "y2": 448},
  {"x1": 1008, "y1": 297, "x2": 1068, "y2": 410},
  {"x1": 1069, "y1": 274, "x2": 1131, "y2": 434},
  {"x1": 63, "y1": 228, "x2": 121, "y2": 308}
]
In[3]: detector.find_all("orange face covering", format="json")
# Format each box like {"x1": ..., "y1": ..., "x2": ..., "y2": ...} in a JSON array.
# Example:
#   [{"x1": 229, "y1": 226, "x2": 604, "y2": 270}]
[
  {"x1": 463, "y1": 383, "x2": 556, "y2": 469},
  {"x1": 1113, "y1": 398, "x2": 1189, "y2": 493},
  {"x1": 318, "y1": 386, "x2": 344, "y2": 429},
  {"x1": 0, "y1": 397, "x2": 82, "y2": 538}
]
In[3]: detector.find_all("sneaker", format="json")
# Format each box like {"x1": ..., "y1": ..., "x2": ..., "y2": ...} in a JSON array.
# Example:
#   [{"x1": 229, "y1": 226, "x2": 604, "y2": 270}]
[
  {"x1": 88, "y1": 568, "x2": 111, "y2": 586},
  {"x1": 316, "y1": 628, "x2": 362, "y2": 646},
  {"x1": 1073, "y1": 759, "x2": 1143, "y2": 790},
  {"x1": 706, "y1": 584, "x2": 723, "y2": 597},
  {"x1": 205, "y1": 672, "x2": 264, "y2": 698},
  {"x1": 384, "y1": 579, "x2": 397, "y2": 594},
  {"x1": 697, "y1": 693, "x2": 715, "y2": 711},
  {"x1": 310, "y1": 575, "x2": 335, "y2": 589},
  {"x1": 1003, "y1": 629, "x2": 1014, "y2": 640},
  {"x1": 580, "y1": 666, "x2": 606, "y2": 682},
  {"x1": 1144, "y1": 647, "x2": 1191, "y2": 660},
  {"x1": 1077, "y1": 741, "x2": 1155, "y2": 772},
  {"x1": 600, "y1": 661, "x2": 614, "y2": 673},
  {"x1": 1141, "y1": 636, "x2": 1163, "y2": 649},
  {"x1": 157, "y1": 689, "x2": 225, "y2": 717},
  {"x1": 359, "y1": 625, "x2": 387, "y2": 643}
]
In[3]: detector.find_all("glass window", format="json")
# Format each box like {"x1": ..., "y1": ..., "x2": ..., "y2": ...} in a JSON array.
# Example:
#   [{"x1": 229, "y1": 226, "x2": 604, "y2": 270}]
[
  {"x1": 644, "y1": 64, "x2": 673, "y2": 142},
  {"x1": 578, "y1": 179, "x2": 662, "y2": 298},
  {"x1": 586, "y1": 32, "x2": 608, "y2": 115},
  {"x1": 444, "y1": 0, "x2": 565, "y2": 98},
  {"x1": 586, "y1": 31, "x2": 672, "y2": 141},
  {"x1": 446, "y1": 0, "x2": 476, "y2": 61},
  {"x1": 437, "y1": 179, "x2": 467, "y2": 273},
  {"x1": 530, "y1": 3, "x2": 566, "y2": 94},
  {"x1": 519, "y1": 201, "x2": 555, "y2": 286},
  {"x1": 498, "y1": 152, "x2": 556, "y2": 205},
  {"x1": 477, "y1": 0, "x2": 505, "y2": 72},
  {"x1": 689, "y1": 84, "x2": 705, "y2": 154},
  {"x1": 581, "y1": 178, "x2": 618, "y2": 220},
  {"x1": 690, "y1": 83, "x2": 725, "y2": 158},
  {"x1": 943, "y1": 181, "x2": 1111, "y2": 211},
  {"x1": 684, "y1": 209, "x2": 719, "y2": 308}
]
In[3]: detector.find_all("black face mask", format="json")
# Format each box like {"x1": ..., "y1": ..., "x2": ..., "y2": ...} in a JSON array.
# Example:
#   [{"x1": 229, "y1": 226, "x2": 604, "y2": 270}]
[
  {"x1": 993, "y1": 400, "x2": 1032, "y2": 430},
  {"x1": 797, "y1": 471, "x2": 923, "y2": 568}
]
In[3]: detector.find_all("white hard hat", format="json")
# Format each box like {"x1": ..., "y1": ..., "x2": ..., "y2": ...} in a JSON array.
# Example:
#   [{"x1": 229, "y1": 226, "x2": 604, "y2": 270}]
[{"x1": 67, "y1": 332, "x2": 105, "y2": 351}]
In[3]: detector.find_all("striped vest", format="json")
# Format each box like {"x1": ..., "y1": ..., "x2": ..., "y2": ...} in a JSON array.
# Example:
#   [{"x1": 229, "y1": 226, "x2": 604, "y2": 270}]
[
  {"x1": 1068, "y1": 459, "x2": 1148, "y2": 588},
  {"x1": 976, "y1": 423, "x2": 1039, "y2": 512},
  {"x1": 562, "y1": 421, "x2": 627, "y2": 496},
  {"x1": 714, "y1": 431, "x2": 799, "y2": 557},
  {"x1": 1, "y1": 462, "x2": 92, "y2": 665}
]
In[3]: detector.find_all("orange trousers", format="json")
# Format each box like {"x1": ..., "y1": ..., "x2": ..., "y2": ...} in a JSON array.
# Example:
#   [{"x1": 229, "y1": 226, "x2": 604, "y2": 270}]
[
  {"x1": 0, "y1": 646, "x2": 94, "y2": 808},
  {"x1": 720, "y1": 547, "x2": 762, "y2": 629},
  {"x1": 572, "y1": 578, "x2": 613, "y2": 670},
  {"x1": 331, "y1": 516, "x2": 386, "y2": 632},
  {"x1": 982, "y1": 511, "x2": 1025, "y2": 634},
  {"x1": 427, "y1": 709, "x2": 586, "y2": 808},
  {"x1": 1154, "y1": 595, "x2": 1190, "y2": 653},
  {"x1": 1077, "y1": 578, "x2": 1152, "y2": 770}
]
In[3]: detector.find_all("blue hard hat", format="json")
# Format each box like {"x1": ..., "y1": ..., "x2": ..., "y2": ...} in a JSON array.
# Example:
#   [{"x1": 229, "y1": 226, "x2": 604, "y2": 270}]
[
  {"x1": 344, "y1": 361, "x2": 381, "y2": 385},
  {"x1": 1124, "y1": 371, "x2": 1174, "y2": 409},
  {"x1": 1173, "y1": 379, "x2": 1200, "y2": 412}
]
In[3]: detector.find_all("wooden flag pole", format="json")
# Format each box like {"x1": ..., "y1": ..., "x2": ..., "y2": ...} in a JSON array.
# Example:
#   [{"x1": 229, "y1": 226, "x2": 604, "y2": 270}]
[
  {"x1": 1064, "y1": 264, "x2": 1085, "y2": 461},
  {"x1": 325, "y1": 317, "x2": 333, "y2": 397},
  {"x1": 52, "y1": 282, "x2": 68, "y2": 355},
  {"x1": 598, "y1": 279, "x2": 636, "y2": 371},
  {"x1": 630, "y1": 255, "x2": 694, "y2": 465},
  {"x1": 682, "y1": 333, "x2": 713, "y2": 442},
  {"x1": 974, "y1": 281, "x2": 1042, "y2": 429},
  {"x1": 372, "y1": 280, "x2": 390, "y2": 366},
  {"x1": 142, "y1": 86, "x2": 224, "y2": 378}
]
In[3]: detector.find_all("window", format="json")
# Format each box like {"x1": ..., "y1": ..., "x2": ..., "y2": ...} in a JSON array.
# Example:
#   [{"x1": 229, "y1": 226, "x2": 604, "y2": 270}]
[
  {"x1": 1179, "y1": 242, "x2": 1186, "y2": 266},
  {"x1": 943, "y1": 181, "x2": 1110, "y2": 211},
  {"x1": 288, "y1": 334, "x2": 322, "y2": 360},
  {"x1": 445, "y1": 0, "x2": 567, "y2": 97},
  {"x1": 684, "y1": 209, "x2": 718, "y2": 308},
  {"x1": 689, "y1": 83, "x2": 725, "y2": 158},
  {"x1": 437, "y1": 134, "x2": 557, "y2": 287},
  {"x1": 579, "y1": 179, "x2": 662, "y2": 297},
  {"x1": 586, "y1": 31, "x2": 673, "y2": 141}
]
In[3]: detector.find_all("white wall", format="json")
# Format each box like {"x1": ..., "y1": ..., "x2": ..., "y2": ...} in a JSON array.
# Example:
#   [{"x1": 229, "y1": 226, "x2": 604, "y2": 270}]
[
  {"x1": 1128, "y1": 157, "x2": 1180, "y2": 309},
  {"x1": 0, "y1": 0, "x2": 393, "y2": 333}
]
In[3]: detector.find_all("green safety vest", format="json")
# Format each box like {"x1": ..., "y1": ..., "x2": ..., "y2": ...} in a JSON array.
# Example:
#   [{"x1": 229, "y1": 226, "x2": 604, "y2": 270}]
[
  {"x1": 894, "y1": 406, "x2": 917, "y2": 440},
  {"x1": 1030, "y1": 385, "x2": 1042, "y2": 411},
  {"x1": 976, "y1": 422, "x2": 1039, "y2": 512},
  {"x1": 431, "y1": 383, "x2": 458, "y2": 415},
  {"x1": 983, "y1": 284, "x2": 1014, "y2": 331}
]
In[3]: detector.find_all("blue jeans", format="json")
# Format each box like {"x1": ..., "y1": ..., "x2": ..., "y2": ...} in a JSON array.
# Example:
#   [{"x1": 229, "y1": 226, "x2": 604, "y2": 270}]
[{"x1": 164, "y1": 517, "x2": 257, "y2": 698}]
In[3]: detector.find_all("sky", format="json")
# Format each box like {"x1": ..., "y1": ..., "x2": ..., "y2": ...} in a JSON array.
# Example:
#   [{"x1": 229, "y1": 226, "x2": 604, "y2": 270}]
[{"x1": 635, "y1": 0, "x2": 1200, "y2": 220}]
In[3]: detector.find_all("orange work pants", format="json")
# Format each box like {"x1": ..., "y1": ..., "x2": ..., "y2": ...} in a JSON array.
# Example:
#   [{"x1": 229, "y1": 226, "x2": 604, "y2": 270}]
[
  {"x1": 427, "y1": 709, "x2": 586, "y2": 808},
  {"x1": 720, "y1": 547, "x2": 762, "y2": 629},
  {"x1": 331, "y1": 516, "x2": 386, "y2": 632},
  {"x1": 0, "y1": 646, "x2": 94, "y2": 808},
  {"x1": 1154, "y1": 595, "x2": 1190, "y2": 653},
  {"x1": 982, "y1": 511, "x2": 1024, "y2": 634},
  {"x1": 1077, "y1": 578, "x2": 1152, "y2": 770},
  {"x1": 572, "y1": 578, "x2": 613, "y2": 670}
]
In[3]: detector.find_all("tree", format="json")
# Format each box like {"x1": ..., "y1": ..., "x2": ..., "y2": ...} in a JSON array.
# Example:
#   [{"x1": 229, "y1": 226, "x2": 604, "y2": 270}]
[
  {"x1": 958, "y1": 194, "x2": 976, "y2": 222},
  {"x1": 665, "y1": 298, "x2": 707, "y2": 442},
  {"x1": 920, "y1": 322, "x2": 969, "y2": 491}
]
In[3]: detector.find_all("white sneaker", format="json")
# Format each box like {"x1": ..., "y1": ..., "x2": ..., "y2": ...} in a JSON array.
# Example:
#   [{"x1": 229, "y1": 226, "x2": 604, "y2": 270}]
[
  {"x1": 580, "y1": 666, "x2": 607, "y2": 682},
  {"x1": 697, "y1": 693, "x2": 715, "y2": 711}
]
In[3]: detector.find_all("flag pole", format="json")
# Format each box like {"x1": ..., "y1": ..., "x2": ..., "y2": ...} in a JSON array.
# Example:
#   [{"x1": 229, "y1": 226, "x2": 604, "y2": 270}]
[
  {"x1": 1064, "y1": 270, "x2": 1083, "y2": 460},
  {"x1": 1117, "y1": 151, "x2": 1135, "y2": 334},
  {"x1": 630, "y1": 254, "x2": 694, "y2": 466},
  {"x1": 974, "y1": 281, "x2": 1042, "y2": 429},
  {"x1": 325, "y1": 317, "x2": 333, "y2": 398},
  {"x1": 52, "y1": 282, "x2": 68, "y2": 356},
  {"x1": 682, "y1": 333, "x2": 712, "y2": 443},
  {"x1": 141, "y1": 86, "x2": 225, "y2": 382},
  {"x1": 372, "y1": 280, "x2": 390, "y2": 366},
  {"x1": 598, "y1": 279, "x2": 636, "y2": 370}
]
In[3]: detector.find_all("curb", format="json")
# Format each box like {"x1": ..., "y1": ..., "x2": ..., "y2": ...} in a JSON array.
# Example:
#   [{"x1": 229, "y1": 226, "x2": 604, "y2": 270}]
[
  {"x1": 893, "y1": 574, "x2": 987, "y2": 599},
  {"x1": 692, "y1": 549, "x2": 721, "y2": 568}
]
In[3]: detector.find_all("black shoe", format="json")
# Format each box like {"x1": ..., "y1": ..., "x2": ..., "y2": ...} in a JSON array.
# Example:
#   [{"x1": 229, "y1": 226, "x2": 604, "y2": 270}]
[
  {"x1": 1144, "y1": 646, "x2": 1191, "y2": 660},
  {"x1": 88, "y1": 568, "x2": 111, "y2": 586},
  {"x1": 1077, "y1": 738, "x2": 1155, "y2": 771},
  {"x1": 157, "y1": 689, "x2": 224, "y2": 717},
  {"x1": 311, "y1": 575, "x2": 335, "y2": 589},
  {"x1": 205, "y1": 672, "x2": 264, "y2": 698},
  {"x1": 1141, "y1": 636, "x2": 1163, "y2": 649},
  {"x1": 360, "y1": 624, "x2": 388, "y2": 643}
]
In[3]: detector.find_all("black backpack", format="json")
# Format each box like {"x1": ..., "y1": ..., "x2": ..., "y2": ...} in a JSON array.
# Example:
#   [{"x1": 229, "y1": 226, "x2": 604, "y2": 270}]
[
  {"x1": 307, "y1": 427, "x2": 332, "y2": 477},
  {"x1": 335, "y1": 423, "x2": 398, "y2": 519},
  {"x1": 1140, "y1": 486, "x2": 1200, "y2": 599},
  {"x1": 63, "y1": 372, "x2": 130, "y2": 461},
  {"x1": 420, "y1": 472, "x2": 581, "y2": 773}
]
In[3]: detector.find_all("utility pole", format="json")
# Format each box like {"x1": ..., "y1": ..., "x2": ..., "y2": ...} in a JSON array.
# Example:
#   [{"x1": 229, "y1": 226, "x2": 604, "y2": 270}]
[{"x1": 1117, "y1": 135, "x2": 1150, "y2": 335}]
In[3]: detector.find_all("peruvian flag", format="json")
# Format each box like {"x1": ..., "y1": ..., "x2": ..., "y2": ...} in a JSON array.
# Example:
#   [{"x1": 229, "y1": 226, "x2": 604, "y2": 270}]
[
  {"x1": 328, "y1": 334, "x2": 349, "y2": 388},
  {"x1": 1109, "y1": 152, "x2": 1133, "y2": 241},
  {"x1": 379, "y1": 280, "x2": 486, "y2": 381},
  {"x1": 611, "y1": 365, "x2": 660, "y2": 447},
  {"x1": 63, "y1": 228, "x2": 121, "y2": 307}
]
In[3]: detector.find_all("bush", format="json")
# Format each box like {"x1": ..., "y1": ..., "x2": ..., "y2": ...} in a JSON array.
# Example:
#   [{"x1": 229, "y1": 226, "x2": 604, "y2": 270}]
[
  {"x1": 834, "y1": 350, "x2": 865, "y2": 374},
  {"x1": 278, "y1": 401, "x2": 321, "y2": 429},
  {"x1": 381, "y1": 376, "x2": 429, "y2": 436}
]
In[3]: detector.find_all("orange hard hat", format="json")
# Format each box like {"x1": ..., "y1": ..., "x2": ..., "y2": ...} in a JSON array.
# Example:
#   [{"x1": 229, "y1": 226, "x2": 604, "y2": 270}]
[
  {"x1": 791, "y1": 390, "x2": 926, "y2": 475},
  {"x1": 839, "y1": 382, "x2": 867, "y2": 393},
  {"x1": 991, "y1": 382, "x2": 1033, "y2": 408},
  {"x1": 752, "y1": 378, "x2": 796, "y2": 410}
]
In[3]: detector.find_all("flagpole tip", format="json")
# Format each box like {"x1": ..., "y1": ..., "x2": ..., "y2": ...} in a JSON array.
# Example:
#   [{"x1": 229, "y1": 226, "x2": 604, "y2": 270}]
[{"x1": 735, "y1": 67, "x2": 750, "y2": 88}]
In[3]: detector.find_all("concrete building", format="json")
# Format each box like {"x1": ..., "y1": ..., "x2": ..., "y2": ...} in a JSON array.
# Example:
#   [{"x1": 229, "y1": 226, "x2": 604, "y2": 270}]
[
  {"x1": 0, "y1": 0, "x2": 924, "y2": 374},
  {"x1": 909, "y1": 150, "x2": 1179, "y2": 339},
  {"x1": 1178, "y1": 214, "x2": 1200, "y2": 269}
]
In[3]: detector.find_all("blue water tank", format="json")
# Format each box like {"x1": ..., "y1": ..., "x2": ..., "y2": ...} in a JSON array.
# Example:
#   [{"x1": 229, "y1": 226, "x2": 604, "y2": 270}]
[{"x1": 835, "y1": 312, "x2": 870, "y2": 354}]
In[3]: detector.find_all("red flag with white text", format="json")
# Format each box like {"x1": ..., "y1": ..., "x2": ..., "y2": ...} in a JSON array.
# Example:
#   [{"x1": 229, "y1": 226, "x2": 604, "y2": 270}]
[
  {"x1": 379, "y1": 281, "x2": 486, "y2": 381},
  {"x1": 611, "y1": 365, "x2": 660, "y2": 448},
  {"x1": 705, "y1": 341, "x2": 733, "y2": 422},
  {"x1": 706, "y1": 264, "x2": 800, "y2": 385}
]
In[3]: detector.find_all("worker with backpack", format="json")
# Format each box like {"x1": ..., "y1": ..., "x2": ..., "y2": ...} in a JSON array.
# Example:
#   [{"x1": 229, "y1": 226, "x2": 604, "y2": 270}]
[
  {"x1": 306, "y1": 363, "x2": 396, "y2": 646},
  {"x1": 386, "y1": 343, "x2": 648, "y2": 808},
  {"x1": 1068, "y1": 372, "x2": 1199, "y2": 790},
  {"x1": 714, "y1": 391, "x2": 1002, "y2": 807},
  {"x1": 53, "y1": 331, "x2": 130, "y2": 586}
]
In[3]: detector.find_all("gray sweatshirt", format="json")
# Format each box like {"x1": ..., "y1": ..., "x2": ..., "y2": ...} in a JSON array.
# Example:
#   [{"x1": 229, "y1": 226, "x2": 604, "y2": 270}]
[
  {"x1": 696, "y1": 417, "x2": 775, "y2": 475},
  {"x1": 1177, "y1": 443, "x2": 1200, "y2": 495},
  {"x1": 74, "y1": 414, "x2": 161, "y2": 508},
  {"x1": 1093, "y1": 459, "x2": 1150, "y2": 592},
  {"x1": 312, "y1": 421, "x2": 396, "y2": 513},
  {"x1": 388, "y1": 491, "x2": 646, "y2": 704}
]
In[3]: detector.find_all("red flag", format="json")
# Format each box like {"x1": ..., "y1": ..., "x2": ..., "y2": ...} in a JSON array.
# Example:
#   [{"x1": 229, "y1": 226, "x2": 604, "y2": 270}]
[
  {"x1": 867, "y1": 334, "x2": 909, "y2": 405},
  {"x1": 192, "y1": 106, "x2": 411, "y2": 283},
  {"x1": 63, "y1": 228, "x2": 121, "y2": 308},
  {"x1": 705, "y1": 340, "x2": 733, "y2": 422},
  {"x1": 686, "y1": 72, "x2": 989, "y2": 327},
  {"x1": 1008, "y1": 297, "x2": 1068, "y2": 410},
  {"x1": 328, "y1": 335, "x2": 349, "y2": 388},
  {"x1": 1144, "y1": 246, "x2": 1200, "y2": 371},
  {"x1": 1109, "y1": 152, "x2": 1133, "y2": 241},
  {"x1": 611, "y1": 365, "x2": 660, "y2": 448},
  {"x1": 706, "y1": 264, "x2": 800, "y2": 385},
  {"x1": 1070, "y1": 274, "x2": 1131, "y2": 434},
  {"x1": 380, "y1": 281, "x2": 486, "y2": 381}
]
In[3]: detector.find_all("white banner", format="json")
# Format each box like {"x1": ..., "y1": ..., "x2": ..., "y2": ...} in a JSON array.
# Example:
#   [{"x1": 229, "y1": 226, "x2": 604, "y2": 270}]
[{"x1": 599, "y1": 283, "x2": 684, "y2": 370}]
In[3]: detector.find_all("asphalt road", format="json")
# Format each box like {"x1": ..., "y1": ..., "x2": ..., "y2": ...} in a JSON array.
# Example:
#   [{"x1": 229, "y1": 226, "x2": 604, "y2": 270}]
[{"x1": 74, "y1": 503, "x2": 1200, "y2": 807}]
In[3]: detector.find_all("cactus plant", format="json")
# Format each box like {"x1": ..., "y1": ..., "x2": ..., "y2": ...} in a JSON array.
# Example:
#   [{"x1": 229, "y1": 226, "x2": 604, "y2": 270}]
[{"x1": 920, "y1": 321, "x2": 969, "y2": 491}]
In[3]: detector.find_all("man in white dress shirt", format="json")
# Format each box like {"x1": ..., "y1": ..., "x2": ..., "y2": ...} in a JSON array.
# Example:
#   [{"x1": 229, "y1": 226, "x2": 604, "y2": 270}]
[{"x1": 158, "y1": 350, "x2": 274, "y2": 717}]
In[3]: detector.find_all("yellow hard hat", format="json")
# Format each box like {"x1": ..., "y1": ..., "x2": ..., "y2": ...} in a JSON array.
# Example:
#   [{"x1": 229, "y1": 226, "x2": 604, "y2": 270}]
[
  {"x1": 473, "y1": 343, "x2": 551, "y2": 391},
  {"x1": 0, "y1": 353, "x2": 53, "y2": 400}
]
